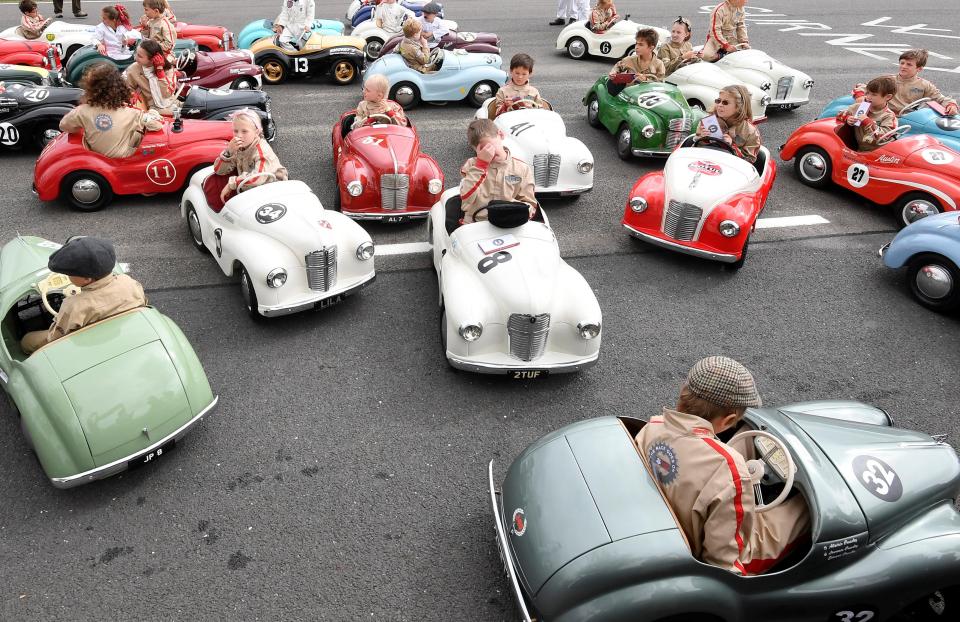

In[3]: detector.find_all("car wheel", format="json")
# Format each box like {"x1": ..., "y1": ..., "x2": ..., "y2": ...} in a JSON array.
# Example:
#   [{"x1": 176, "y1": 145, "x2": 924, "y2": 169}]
[
  {"x1": 616, "y1": 124, "x2": 633, "y2": 161},
  {"x1": 33, "y1": 119, "x2": 61, "y2": 150},
  {"x1": 185, "y1": 205, "x2": 208, "y2": 254},
  {"x1": 260, "y1": 57, "x2": 287, "y2": 84},
  {"x1": 238, "y1": 264, "x2": 265, "y2": 321},
  {"x1": 64, "y1": 44, "x2": 82, "y2": 62},
  {"x1": 467, "y1": 80, "x2": 498, "y2": 108},
  {"x1": 390, "y1": 82, "x2": 420, "y2": 109},
  {"x1": 794, "y1": 146, "x2": 832, "y2": 189},
  {"x1": 905, "y1": 253, "x2": 959, "y2": 312},
  {"x1": 230, "y1": 77, "x2": 257, "y2": 90},
  {"x1": 894, "y1": 192, "x2": 942, "y2": 229},
  {"x1": 725, "y1": 237, "x2": 749, "y2": 271},
  {"x1": 364, "y1": 38, "x2": 384, "y2": 60},
  {"x1": 331, "y1": 59, "x2": 358, "y2": 85},
  {"x1": 62, "y1": 171, "x2": 112, "y2": 211},
  {"x1": 264, "y1": 117, "x2": 278, "y2": 142},
  {"x1": 566, "y1": 36, "x2": 587, "y2": 59},
  {"x1": 688, "y1": 99, "x2": 706, "y2": 113},
  {"x1": 586, "y1": 93, "x2": 602, "y2": 128},
  {"x1": 898, "y1": 585, "x2": 960, "y2": 620}
]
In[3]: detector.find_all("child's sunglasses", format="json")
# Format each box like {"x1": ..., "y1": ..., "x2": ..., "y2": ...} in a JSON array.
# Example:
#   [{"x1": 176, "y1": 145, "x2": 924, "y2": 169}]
[{"x1": 714, "y1": 98, "x2": 733, "y2": 105}]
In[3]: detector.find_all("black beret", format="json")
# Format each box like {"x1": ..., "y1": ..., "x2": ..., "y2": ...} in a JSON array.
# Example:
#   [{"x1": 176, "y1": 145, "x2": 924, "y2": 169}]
[{"x1": 48, "y1": 237, "x2": 116, "y2": 279}]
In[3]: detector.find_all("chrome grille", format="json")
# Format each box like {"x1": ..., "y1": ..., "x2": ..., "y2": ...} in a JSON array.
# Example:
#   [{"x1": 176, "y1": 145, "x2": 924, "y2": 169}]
[
  {"x1": 533, "y1": 153, "x2": 561, "y2": 187},
  {"x1": 666, "y1": 116, "x2": 692, "y2": 149},
  {"x1": 663, "y1": 200, "x2": 703, "y2": 241},
  {"x1": 305, "y1": 247, "x2": 337, "y2": 291},
  {"x1": 776, "y1": 76, "x2": 794, "y2": 101},
  {"x1": 507, "y1": 313, "x2": 550, "y2": 362},
  {"x1": 380, "y1": 174, "x2": 409, "y2": 211}
]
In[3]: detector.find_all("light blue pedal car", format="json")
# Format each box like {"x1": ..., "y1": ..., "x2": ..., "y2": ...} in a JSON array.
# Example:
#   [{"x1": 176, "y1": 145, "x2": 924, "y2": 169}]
[
  {"x1": 237, "y1": 19, "x2": 345, "y2": 50},
  {"x1": 880, "y1": 211, "x2": 960, "y2": 312},
  {"x1": 819, "y1": 95, "x2": 960, "y2": 152},
  {"x1": 364, "y1": 49, "x2": 506, "y2": 110}
]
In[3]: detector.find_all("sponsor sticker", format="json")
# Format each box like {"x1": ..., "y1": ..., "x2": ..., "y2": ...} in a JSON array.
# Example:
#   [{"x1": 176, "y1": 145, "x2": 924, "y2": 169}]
[
  {"x1": 510, "y1": 508, "x2": 526, "y2": 536},
  {"x1": 688, "y1": 160, "x2": 722, "y2": 176},
  {"x1": 94, "y1": 113, "x2": 113, "y2": 131},
  {"x1": 478, "y1": 234, "x2": 519, "y2": 255},
  {"x1": 505, "y1": 174, "x2": 522, "y2": 184}
]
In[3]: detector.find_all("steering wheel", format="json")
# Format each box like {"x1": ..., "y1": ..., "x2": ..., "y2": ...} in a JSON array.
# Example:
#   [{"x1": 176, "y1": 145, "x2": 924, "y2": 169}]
[
  {"x1": 898, "y1": 97, "x2": 931, "y2": 116},
  {"x1": 37, "y1": 272, "x2": 80, "y2": 317},
  {"x1": 877, "y1": 124, "x2": 912, "y2": 146},
  {"x1": 236, "y1": 171, "x2": 278, "y2": 193},
  {"x1": 692, "y1": 135, "x2": 737, "y2": 156},
  {"x1": 365, "y1": 113, "x2": 398, "y2": 126},
  {"x1": 429, "y1": 47, "x2": 443, "y2": 66},
  {"x1": 728, "y1": 429, "x2": 796, "y2": 513},
  {"x1": 506, "y1": 99, "x2": 540, "y2": 112}
]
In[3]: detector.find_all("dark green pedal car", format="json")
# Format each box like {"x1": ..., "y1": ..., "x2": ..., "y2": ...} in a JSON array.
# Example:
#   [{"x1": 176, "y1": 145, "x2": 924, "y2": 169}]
[
  {"x1": 584, "y1": 75, "x2": 706, "y2": 160},
  {"x1": 490, "y1": 400, "x2": 960, "y2": 621}
]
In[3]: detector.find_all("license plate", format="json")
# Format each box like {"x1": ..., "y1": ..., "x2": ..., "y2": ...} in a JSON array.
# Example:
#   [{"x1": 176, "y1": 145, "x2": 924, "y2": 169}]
[
  {"x1": 383, "y1": 215, "x2": 407, "y2": 223},
  {"x1": 127, "y1": 439, "x2": 175, "y2": 471},
  {"x1": 510, "y1": 370, "x2": 547, "y2": 380},
  {"x1": 317, "y1": 294, "x2": 345, "y2": 310}
]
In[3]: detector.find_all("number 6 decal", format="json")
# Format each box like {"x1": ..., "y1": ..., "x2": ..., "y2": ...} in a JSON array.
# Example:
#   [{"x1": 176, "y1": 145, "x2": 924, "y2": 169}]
[{"x1": 146, "y1": 158, "x2": 177, "y2": 186}]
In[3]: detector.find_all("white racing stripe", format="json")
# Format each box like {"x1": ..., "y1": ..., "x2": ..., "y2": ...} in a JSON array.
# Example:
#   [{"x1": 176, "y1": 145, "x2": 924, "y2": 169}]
[{"x1": 754, "y1": 215, "x2": 830, "y2": 229}]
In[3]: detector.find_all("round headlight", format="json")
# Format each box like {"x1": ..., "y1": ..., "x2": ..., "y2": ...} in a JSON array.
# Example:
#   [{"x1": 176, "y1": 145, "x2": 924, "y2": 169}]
[
  {"x1": 458, "y1": 323, "x2": 483, "y2": 342},
  {"x1": 347, "y1": 181, "x2": 363, "y2": 197},
  {"x1": 761, "y1": 95, "x2": 771, "y2": 107},
  {"x1": 577, "y1": 160, "x2": 593, "y2": 174},
  {"x1": 578, "y1": 322, "x2": 601, "y2": 340},
  {"x1": 266, "y1": 268, "x2": 287, "y2": 288},
  {"x1": 356, "y1": 241, "x2": 375, "y2": 261},
  {"x1": 719, "y1": 220, "x2": 740, "y2": 238},
  {"x1": 641, "y1": 124, "x2": 656, "y2": 138},
  {"x1": 428, "y1": 178, "x2": 443, "y2": 194},
  {"x1": 629, "y1": 197, "x2": 647, "y2": 213}
]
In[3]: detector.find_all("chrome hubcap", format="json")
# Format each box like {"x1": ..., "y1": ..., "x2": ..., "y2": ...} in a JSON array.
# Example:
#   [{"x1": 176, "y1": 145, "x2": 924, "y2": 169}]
[
  {"x1": 71, "y1": 179, "x2": 101, "y2": 204},
  {"x1": 473, "y1": 83, "x2": 493, "y2": 101},
  {"x1": 366, "y1": 40, "x2": 382, "y2": 59},
  {"x1": 394, "y1": 85, "x2": 415, "y2": 107},
  {"x1": 42, "y1": 129, "x2": 60, "y2": 145},
  {"x1": 618, "y1": 129, "x2": 630, "y2": 152},
  {"x1": 800, "y1": 153, "x2": 826, "y2": 182},
  {"x1": 568, "y1": 39, "x2": 586, "y2": 58},
  {"x1": 916, "y1": 264, "x2": 953, "y2": 300},
  {"x1": 588, "y1": 99, "x2": 598, "y2": 122},
  {"x1": 334, "y1": 61, "x2": 354, "y2": 82},
  {"x1": 903, "y1": 200, "x2": 939, "y2": 224},
  {"x1": 188, "y1": 211, "x2": 202, "y2": 244},
  {"x1": 235, "y1": 80, "x2": 251, "y2": 90}
]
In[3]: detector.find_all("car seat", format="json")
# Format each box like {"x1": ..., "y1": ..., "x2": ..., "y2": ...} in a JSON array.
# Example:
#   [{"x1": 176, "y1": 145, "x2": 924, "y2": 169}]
[
  {"x1": 341, "y1": 113, "x2": 356, "y2": 138},
  {"x1": 753, "y1": 148, "x2": 767, "y2": 175},
  {"x1": 444, "y1": 194, "x2": 462, "y2": 234}
]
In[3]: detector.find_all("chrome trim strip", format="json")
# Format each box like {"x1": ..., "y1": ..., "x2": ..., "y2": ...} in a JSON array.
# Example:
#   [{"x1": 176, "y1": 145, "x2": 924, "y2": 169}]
[
  {"x1": 534, "y1": 185, "x2": 593, "y2": 197},
  {"x1": 50, "y1": 395, "x2": 219, "y2": 489},
  {"x1": 623, "y1": 223, "x2": 738, "y2": 263},
  {"x1": 340, "y1": 209, "x2": 430, "y2": 221},
  {"x1": 448, "y1": 351, "x2": 599, "y2": 375},
  {"x1": 878, "y1": 243, "x2": 890, "y2": 259},
  {"x1": 258, "y1": 274, "x2": 375, "y2": 317},
  {"x1": 488, "y1": 460, "x2": 534, "y2": 622}
]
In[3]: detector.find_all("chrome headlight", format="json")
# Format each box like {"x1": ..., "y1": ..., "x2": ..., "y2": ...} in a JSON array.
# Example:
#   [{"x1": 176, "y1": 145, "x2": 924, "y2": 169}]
[
  {"x1": 761, "y1": 95, "x2": 771, "y2": 107},
  {"x1": 629, "y1": 197, "x2": 647, "y2": 213},
  {"x1": 347, "y1": 181, "x2": 363, "y2": 197},
  {"x1": 719, "y1": 220, "x2": 740, "y2": 238},
  {"x1": 578, "y1": 322, "x2": 601, "y2": 340},
  {"x1": 641, "y1": 124, "x2": 656, "y2": 138},
  {"x1": 356, "y1": 241, "x2": 375, "y2": 260},
  {"x1": 428, "y1": 178, "x2": 443, "y2": 194},
  {"x1": 803, "y1": 79, "x2": 815, "y2": 89},
  {"x1": 458, "y1": 323, "x2": 483, "y2": 342},
  {"x1": 577, "y1": 160, "x2": 593, "y2": 174},
  {"x1": 266, "y1": 268, "x2": 287, "y2": 288}
]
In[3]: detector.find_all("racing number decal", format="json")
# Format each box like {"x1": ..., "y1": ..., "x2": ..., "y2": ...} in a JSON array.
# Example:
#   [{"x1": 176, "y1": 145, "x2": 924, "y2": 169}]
[
  {"x1": 599, "y1": 41, "x2": 612, "y2": 55},
  {"x1": 22, "y1": 88, "x2": 49, "y2": 103},
  {"x1": 846, "y1": 163, "x2": 869, "y2": 189},
  {"x1": 831, "y1": 610, "x2": 877, "y2": 622},
  {"x1": 293, "y1": 58, "x2": 309, "y2": 72},
  {"x1": 360, "y1": 136, "x2": 384, "y2": 145},
  {"x1": 636, "y1": 93, "x2": 667, "y2": 109},
  {"x1": 935, "y1": 117, "x2": 960, "y2": 131},
  {"x1": 146, "y1": 159, "x2": 177, "y2": 186},
  {"x1": 478, "y1": 251, "x2": 512, "y2": 274},
  {"x1": 0, "y1": 122, "x2": 20, "y2": 146},
  {"x1": 921, "y1": 148, "x2": 954, "y2": 165},
  {"x1": 509, "y1": 122, "x2": 535, "y2": 136},
  {"x1": 852, "y1": 455, "x2": 903, "y2": 502}
]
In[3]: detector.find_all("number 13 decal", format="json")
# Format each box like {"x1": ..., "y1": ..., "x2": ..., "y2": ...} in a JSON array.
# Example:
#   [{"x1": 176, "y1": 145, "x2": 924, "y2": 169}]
[{"x1": 293, "y1": 58, "x2": 308, "y2": 72}]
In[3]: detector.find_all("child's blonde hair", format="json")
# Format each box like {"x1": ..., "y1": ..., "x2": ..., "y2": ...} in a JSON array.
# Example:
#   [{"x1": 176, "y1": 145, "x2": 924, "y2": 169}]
[
  {"x1": 467, "y1": 118, "x2": 498, "y2": 148},
  {"x1": 229, "y1": 108, "x2": 263, "y2": 133},
  {"x1": 596, "y1": 0, "x2": 613, "y2": 8},
  {"x1": 402, "y1": 19, "x2": 421, "y2": 38},
  {"x1": 711, "y1": 84, "x2": 753, "y2": 124},
  {"x1": 365, "y1": 74, "x2": 389, "y2": 96}
]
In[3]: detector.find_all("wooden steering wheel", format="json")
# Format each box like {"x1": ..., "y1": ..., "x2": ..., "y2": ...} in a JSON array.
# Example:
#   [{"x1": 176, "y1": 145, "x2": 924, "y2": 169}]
[{"x1": 37, "y1": 272, "x2": 80, "y2": 317}]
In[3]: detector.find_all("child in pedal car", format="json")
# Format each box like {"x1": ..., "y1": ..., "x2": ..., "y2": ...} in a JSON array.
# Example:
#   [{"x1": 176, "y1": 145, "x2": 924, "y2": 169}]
[
  {"x1": 659, "y1": 16, "x2": 700, "y2": 77},
  {"x1": 588, "y1": 0, "x2": 617, "y2": 33},
  {"x1": 353, "y1": 74, "x2": 407, "y2": 129},
  {"x1": 491, "y1": 53, "x2": 547, "y2": 118},
  {"x1": 95, "y1": 5, "x2": 138, "y2": 61},
  {"x1": 837, "y1": 76, "x2": 898, "y2": 152},
  {"x1": 139, "y1": 0, "x2": 176, "y2": 58},
  {"x1": 209, "y1": 109, "x2": 288, "y2": 209},
  {"x1": 124, "y1": 38, "x2": 177, "y2": 115},
  {"x1": 697, "y1": 84, "x2": 761, "y2": 163},
  {"x1": 273, "y1": 0, "x2": 315, "y2": 51},
  {"x1": 702, "y1": 0, "x2": 749, "y2": 62},
  {"x1": 608, "y1": 28, "x2": 665, "y2": 84},
  {"x1": 851, "y1": 49, "x2": 958, "y2": 117},
  {"x1": 374, "y1": 0, "x2": 407, "y2": 35},
  {"x1": 398, "y1": 19, "x2": 437, "y2": 73},
  {"x1": 17, "y1": 0, "x2": 51, "y2": 40},
  {"x1": 459, "y1": 118, "x2": 537, "y2": 224}
]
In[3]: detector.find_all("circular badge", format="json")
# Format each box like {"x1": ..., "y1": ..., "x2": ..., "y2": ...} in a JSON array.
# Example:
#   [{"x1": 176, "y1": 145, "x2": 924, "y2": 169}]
[
  {"x1": 45, "y1": 33, "x2": 55, "y2": 42},
  {"x1": 852, "y1": 455, "x2": 902, "y2": 502},
  {"x1": 94, "y1": 113, "x2": 113, "y2": 132},
  {"x1": 600, "y1": 41, "x2": 612, "y2": 55},
  {"x1": 22, "y1": 88, "x2": 49, "y2": 103},
  {"x1": 934, "y1": 117, "x2": 960, "y2": 132},
  {"x1": 846, "y1": 163, "x2": 870, "y2": 188},
  {"x1": 0, "y1": 122, "x2": 20, "y2": 146},
  {"x1": 256, "y1": 203, "x2": 287, "y2": 224},
  {"x1": 510, "y1": 508, "x2": 526, "y2": 536},
  {"x1": 921, "y1": 148, "x2": 953, "y2": 165},
  {"x1": 145, "y1": 159, "x2": 177, "y2": 186},
  {"x1": 648, "y1": 442, "x2": 680, "y2": 486}
]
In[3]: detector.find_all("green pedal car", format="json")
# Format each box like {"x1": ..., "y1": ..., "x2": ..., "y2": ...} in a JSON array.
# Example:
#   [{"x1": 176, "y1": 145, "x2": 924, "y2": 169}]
[
  {"x1": 0, "y1": 236, "x2": 218, "y2": 488},
  {"x1": 584, "y1": 75, "x2": 706, "y2": 160}
]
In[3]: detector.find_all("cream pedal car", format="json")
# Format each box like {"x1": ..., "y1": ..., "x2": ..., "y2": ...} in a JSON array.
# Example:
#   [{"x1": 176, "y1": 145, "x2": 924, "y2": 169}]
[
  {"x1": 181, "y1": 169, "x2": 376, "y2": 320},
  {"x1": 666, "y1": 60, "x2": 771, "y2": 122},
  {"x1": 428, "y1": 190, "x2": 602, "y2": 376},
  {"x1": 704, "y1": 47, "x2": 814, "y2": 110},
  {"x1": 0, "y1": 21, "x2": 105, "y2": 62},
  {"x1": 351, "y1": 9, "x2": 457, "y2": 60},
  {"x1": 556, "y1": 17, "x2": 668, "y2": 60},
  {"x1": 475, "y1": 98, "x2": 593, "y2": 196}
]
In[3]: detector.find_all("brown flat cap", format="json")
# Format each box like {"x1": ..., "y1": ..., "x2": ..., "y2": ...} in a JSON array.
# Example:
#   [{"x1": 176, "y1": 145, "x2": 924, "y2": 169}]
[{"x1": 686, "y1": 356, "x2": 761, "y2": 408}]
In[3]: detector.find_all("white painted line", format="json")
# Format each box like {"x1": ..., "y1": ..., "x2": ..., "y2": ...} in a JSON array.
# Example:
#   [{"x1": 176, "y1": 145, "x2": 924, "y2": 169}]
[
  {"x1": 754, "y1": 215, "x2": 830, "y2": 229},
  {"x1": 377, "y1": 241, "x2": 432, "y2": 256}
]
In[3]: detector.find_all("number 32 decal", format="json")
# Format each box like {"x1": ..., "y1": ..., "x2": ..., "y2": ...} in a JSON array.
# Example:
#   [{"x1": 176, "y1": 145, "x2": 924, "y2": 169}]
[
  {"x1": 833, "y1": 610, "x2": 876, "y2": 622},
  {"x1": 852, "y1": 455, "x2": 903, "y2": 502}
]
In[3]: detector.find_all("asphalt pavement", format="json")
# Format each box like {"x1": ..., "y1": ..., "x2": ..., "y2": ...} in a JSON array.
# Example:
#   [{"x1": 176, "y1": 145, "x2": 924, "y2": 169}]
[{"x1": 0, "y1": 1, "x2": 959, "y2": 620}]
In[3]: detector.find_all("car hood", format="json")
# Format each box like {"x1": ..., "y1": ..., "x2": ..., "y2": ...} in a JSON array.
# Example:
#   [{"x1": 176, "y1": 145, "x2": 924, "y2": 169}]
[
  {"x1": 182, "y1": 84, "x2": 266, "y2": 109},
  {"x1": 0, "y1": 236, "x2": 60, "y2": 304},
  {"x1": 163, "y1": 118, "x2": 233, "y2": 148},
  {"x1": 901, "y1": 138, "x2": 960, "y2": 177},
  {"x1": 196, "y1": 49, "x2": 255, "y2": 70},
  {"x1": 345, "y1": 124, "x2": 420, "y2": 173},
  {"x1": 302, "y1": 34, "x2": 365, "y2": 53},
  {"x1": 783, "y1": 410, "x2": 960, "y2": 541},
  {"x1": 718, "y1": 49, "x2": 806, "y2": 77},
  {"x1": 493, "y1": 110, "x2": 573, "y2": 153},
  {"x1": 617, "y1": 82, "x2": 690, "y2": 123},
  {"x1": 501, "y1": 417, "x2": 679, "y2": 596},
  {"x1": 442, "y1": 49, "x2": 501, "y2": 71},
  {"x1": 2, "y1": 82, "x2": 81, "y2": 106},
  {"x1": 664, "y1": 147, "x2": 760, "y2": 208}
]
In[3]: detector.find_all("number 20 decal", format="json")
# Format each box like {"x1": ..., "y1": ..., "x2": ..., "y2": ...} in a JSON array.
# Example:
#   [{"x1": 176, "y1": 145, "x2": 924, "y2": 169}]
[
  {"x1": 293, "y1": 58, "x2": 308, "y2": 72},
  {"x1": 0, "y1": 122, "x2": 20, "y2": 146},
  {"x1": 478, "y1": 251, "x2": 512, "y2": 274},
  {"x1": 832, "y1": 610, "x2": 876, "y2": 622}
]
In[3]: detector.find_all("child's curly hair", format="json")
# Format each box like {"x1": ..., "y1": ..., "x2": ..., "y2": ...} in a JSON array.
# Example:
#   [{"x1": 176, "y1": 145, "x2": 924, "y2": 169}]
[{"x1": 81, "y1": 63, "x2": 133, "y2": 109}]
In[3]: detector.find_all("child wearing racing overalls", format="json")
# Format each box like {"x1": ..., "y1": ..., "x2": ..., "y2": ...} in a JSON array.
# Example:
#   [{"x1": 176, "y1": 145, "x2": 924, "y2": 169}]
[
  {"x1": 352, "y1": 74, "x2": 407, "y2": 129},
  {"x1": 659, "y1": 16, "x2": 699, "y2": 77},
  {"x1": 458, "y1": 119, "x2": 537, "y2": 224},
  {"x1": 608, "y1": 28, "x2": 665, "y2": 84},
  {"x1": 702, "y1": 0, "x2": 749, "y2": 62},
  {"x1": 697, "y1": 84, "x2": 762, "y2": 164},
  {"x1": 273, "y1": 0, "x2": 315, "y2": 51},
  {"x1": 491, "y1": 53, "x2": 547, "y2": 118},
  {"x1": 140, "y1": 0, "x2": 176, "y2": 58},
  {"x1": 838, "y1": 76, "x2": 898, "y2": 152}
]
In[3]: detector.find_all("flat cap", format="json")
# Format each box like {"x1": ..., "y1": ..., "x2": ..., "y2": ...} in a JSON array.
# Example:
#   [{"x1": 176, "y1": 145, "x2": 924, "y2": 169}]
[
  {"x1": 686, "y1": 356, "x2": 761, "y2": 408},
  {"x1": 422, "y1": 2, "x2": 442, "y2": 14},
  {"x1": 48, "y1": 236, "x2": 116, "y2": 279}
]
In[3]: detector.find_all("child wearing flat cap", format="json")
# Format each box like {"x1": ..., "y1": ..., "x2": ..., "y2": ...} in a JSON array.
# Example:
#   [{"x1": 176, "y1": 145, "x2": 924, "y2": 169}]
[
  {"x1": 21, "y1": 237, "x2": 147, "y2": 355},
  {"x1": 634, "y1": 356, "x2": 809, "y2": 576}
]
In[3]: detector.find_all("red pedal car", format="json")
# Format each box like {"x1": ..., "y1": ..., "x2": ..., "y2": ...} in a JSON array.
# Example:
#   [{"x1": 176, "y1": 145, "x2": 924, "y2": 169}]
[
  {"x1": 33, "y1": 119, "x2": 232, "y2": 211},
  {"x1": 175, "y1": 22, "x2": 236, "y2": 53},
  {"x1": 781, "y1": 117, "x2": 960, "y2": 227},
  {"x1": 622, "y1": 135, "x2": 776, "y2": 269},
  {"x1": 0, "y1": 39, "x2": 60, "y2": 69},
  {"x1": 331, "y1": 109, "x2": 444, "y2": 223}
]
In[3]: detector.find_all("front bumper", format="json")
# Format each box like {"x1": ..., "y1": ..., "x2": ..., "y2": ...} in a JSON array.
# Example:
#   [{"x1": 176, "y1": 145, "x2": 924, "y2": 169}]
[
  {"x1": 447, "y1": 350, "x2": 599, "y2": 375},
  {"x1": 488, "y1": 461, "x2": 535, "y2": 622},
  {"x1": 623, "y1": 223, "x2": 739, "y2": 263},
  {"x1": 534, "y1": 184, "x2": 593, "y2": 197},
  {"x1": 878, "y1": 243, "x2": 890, "y2": 259},
  {"x1": 50, "y1": 395, "x2": 219, "y2": 489},
  {"x1": 259, "y1": 273, "x2": 376, "y2": 317},
  {"x1": 632, "y1": 147, "x2": 672, "y2": 158},
  {"x1": 340, "y1": 208, "x2": 431, "y2": 222}
]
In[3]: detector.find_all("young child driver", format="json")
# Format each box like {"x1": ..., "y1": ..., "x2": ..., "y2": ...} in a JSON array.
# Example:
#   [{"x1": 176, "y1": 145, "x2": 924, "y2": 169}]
[
  {"x1": 398, "y1": 19, "x2": 436, "y2": 73},
  {"x1": 886, "y1": 49, "x2": 958, "y2": 115},
  {"x1": 491, "y1": 53, "x2": 546, "y2": 118},
  {"x1": 588, "y1": 0, "x2": 617, "y2": 33},
  {"x1": 17, "y1": 1, "x2": 51, "y2": 40},
  {"x1": 837, "y1": 76, "x2": 898, "y2": 152},
  {"x1": 211, "y1": 109, "x2": 288, "y2": 207},
  {"x1": 125, "y1": 38, "x2": 177, "y2": 115},
  {"x1": 697, "y1": 84, "x2": 761, "y2": 164},
  {"x1": 635, "y1": 356, "x2": 810, "y2": 575},
  {"x1": 140, "y1": 0, "x2": 176, "y2": 58},
  {"x1": 702, "y1": 0, "x2": 749, "y2": 62},
  {"x1": 608, "y1": 29, "x2": 665, "y2": 85},
  {"x1": 94, "y1": 5, "x2": 138, "y2": 61},
  {"x1": 353, "y1": 74, "x2": 407, "y2": 129},
  {"x1": 659, "y1": 16, "x2": 700, "y2": 77},
  {"x1": 374, "y1": 0, "x2": 407, "y2": 35},
  {"x1": 273, "y1": 0, "x2": 315, "y2": 51},
  {"x1": 418, "y1": 2, "x2": 448, "y2": 49},
  {"x1": 459, "y1": 118, "x2": 537, "y2": 224}
]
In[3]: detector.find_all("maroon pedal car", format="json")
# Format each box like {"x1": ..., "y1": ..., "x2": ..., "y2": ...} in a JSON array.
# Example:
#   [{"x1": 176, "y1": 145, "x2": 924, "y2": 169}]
[
  {"x1": 379, "y1": 30, "x2": 501, "y2": 56},
  {"x1": 0, "y1": 39, "x2": 60, "y2": 69},
  {"x1": 175, "y1": 49, "x2": 264, "y2": 90},
  {"x1": 331, "y1": 109, "x2": 444, "y2": 223}
]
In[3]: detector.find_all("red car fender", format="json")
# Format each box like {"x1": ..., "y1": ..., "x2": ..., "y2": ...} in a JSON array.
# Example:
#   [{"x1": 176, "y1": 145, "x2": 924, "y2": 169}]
[
  {"x1": 337, "y1": 157, "x2": 374, "y2": 210},
  {"x1": 411, "y1": 153, "x2": 444, "y2": 206},
  {"x1": 779, "y1": 119, "x2": 838, "y2": 162},
  {"x1": 176, "y1": 24, "x2": 230, "y2": 52},
  {"x1": 0, "y1": 51, "x2": 45, "y2": 67},
  {"x1": 621, "y1": 172, "x2": 665, "y2": 228},
  {"x1": 862, "y1": 167, "x2": 960, "y2": 209},
  {"x1": 698, "y1": 192, "x2": 761, "y2": 254}
]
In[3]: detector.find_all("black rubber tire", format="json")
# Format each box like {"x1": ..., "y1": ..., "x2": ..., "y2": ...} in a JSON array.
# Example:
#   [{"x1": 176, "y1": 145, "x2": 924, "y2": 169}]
[
  {"x1": 905, "y1": 253, "x2": 960, "y2": 313},
  {"x1": 259, "y1": 56, "x2": 287, "y2": 85},
  {"x1": 62, "y1": 171, "x2": 113, "y2": 211},
  {"x1": 688, "y1": 99, "x2": 706, "y2": 113},
  {"x1": 389, "y1": 81, "x2": 421, "y2": 110},
  {"x1": 238, "y1": 264, "x2": 265, "y2": 322},
  {"x1": 229, "y1": 76, "x2": 258, "y2": 90},
  {"x1": 264, "y1": 118, "x2": 278, "y2": 142},
  {"x1": 364, "y1": 37, "x2": 384, "y2": 61},
  {"x1": 793, "y1": 146, "x2": 832, "y2": 189},
  {"x1": 725, "y1": 237, "x2": 749, "y2": 271},
  {"x1": 893, "y1": 191, "x2": 943, "y2": 229},
  {"x1": 616, "y1": 123, "x2": 633, "y2": 161},
  {"x1": 566, "y1": 36, "x2": 587, "y2": 60},
  {"x1": 330, "y1": 59, "x2": 358, "y2": 85},
  {"x1": 586, "y1": 93, "x2": 602, "y2": 128},
  {"x1": 185, "y1": 205, "x2": 208, "y2": 254}
]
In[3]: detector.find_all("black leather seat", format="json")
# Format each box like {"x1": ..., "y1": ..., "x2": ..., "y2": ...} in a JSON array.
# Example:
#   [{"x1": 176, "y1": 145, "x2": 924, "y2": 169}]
[
  {"x1": 444, "y1": 195, "x2": 462, "y2": 234},
  {"x1": 753, "y1": 148, "x2": 767, "y2": 175},
  {"x1": 341, "y1": 113, "x2": 356, "y2": 139}
]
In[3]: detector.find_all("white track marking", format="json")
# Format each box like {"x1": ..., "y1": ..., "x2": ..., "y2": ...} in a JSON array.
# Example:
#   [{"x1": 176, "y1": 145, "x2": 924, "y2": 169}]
[
  {"x1": 376, "y1": 242, "x2": 432, "y2": 256},
  {"x1": 754, "y1": 215, "x2": 830, "y2": 229}
]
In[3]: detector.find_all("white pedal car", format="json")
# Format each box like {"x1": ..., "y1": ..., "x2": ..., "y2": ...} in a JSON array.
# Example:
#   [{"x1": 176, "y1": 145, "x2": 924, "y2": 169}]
[
  {"x1": 556, "y1": 18, "x2": 668, "y2": 60},
  {"x1": 0, "y1": 21, "x2": 107, "y2": 61},
  {"x1": 181, "y1": 169, "x2": 376, "y2": 320},
  {"x1": 706, "y1": 48, "x2": 814, "y2": 110},
  {"x1": 475, "y1": 98, "x2": 593, "y2": 197},
  {"x1": 428, "y1": 189, "x2": 602, "y2": 376},
  {"x1": 351, "y1": 10, "x2": 457, "y2": 60},
  {"x1": 666, "y1": 60, "x2": 771, "y2": 121}
]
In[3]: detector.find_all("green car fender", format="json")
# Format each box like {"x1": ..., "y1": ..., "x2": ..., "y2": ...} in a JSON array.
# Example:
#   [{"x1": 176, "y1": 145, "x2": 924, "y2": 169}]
[{"x1": 149, "y1": 312, "x2": 215, "y2": 414}]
